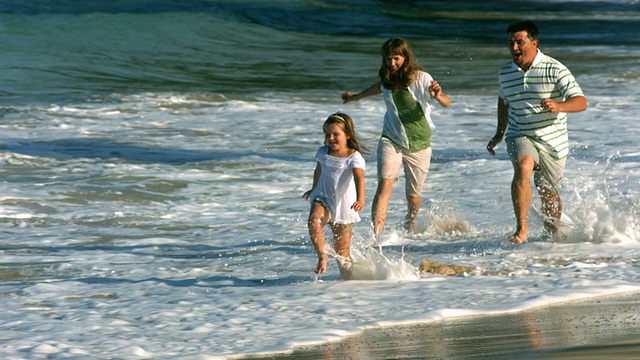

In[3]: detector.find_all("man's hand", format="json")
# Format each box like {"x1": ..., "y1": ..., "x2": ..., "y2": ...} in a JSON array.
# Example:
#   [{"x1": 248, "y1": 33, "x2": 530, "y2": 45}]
[
  {"x1": 486, "y1": 134, "x2": 503, "y2": 156},
  {"x1": 541, "y1": 98, "x2": 560, "y2": 113}
]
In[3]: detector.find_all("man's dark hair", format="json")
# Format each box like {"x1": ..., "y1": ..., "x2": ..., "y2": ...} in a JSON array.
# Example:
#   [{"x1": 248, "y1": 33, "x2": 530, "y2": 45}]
[{"x1": 507, "y1": 20, "x2": 539, "y2": 41}]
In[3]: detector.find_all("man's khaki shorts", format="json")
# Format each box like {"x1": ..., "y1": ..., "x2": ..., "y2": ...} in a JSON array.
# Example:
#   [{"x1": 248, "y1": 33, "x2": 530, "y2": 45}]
[{"x1": 506, "y1": 136, "x2": 566, "y2": 195}]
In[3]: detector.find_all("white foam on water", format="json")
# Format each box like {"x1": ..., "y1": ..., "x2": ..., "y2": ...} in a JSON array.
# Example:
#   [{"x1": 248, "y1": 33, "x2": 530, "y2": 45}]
[
  {"x1": 1, "y1": 89, "x2": 640, "y2": 358},
  {"x1": 1, "y1": 13, "x2": 639, "y2": 358}
]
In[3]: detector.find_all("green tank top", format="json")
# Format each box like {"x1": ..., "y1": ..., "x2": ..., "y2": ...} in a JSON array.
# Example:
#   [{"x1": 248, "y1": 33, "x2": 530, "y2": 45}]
[{"x1": 392, "y1": 89, "x2": 430, "y2": 150}]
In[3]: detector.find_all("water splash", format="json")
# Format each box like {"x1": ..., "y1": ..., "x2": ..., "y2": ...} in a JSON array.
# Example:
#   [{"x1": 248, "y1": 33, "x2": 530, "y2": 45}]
[
  {"x1": 563, "y1": 192, "x2": 639, "y2": 244},
  {"x1": 348, "y1": 245, "x2": 420, "y2": 281},
  {"x1": 556, "y1": 162, "x2": 639, "y2": 244},
  {"x1": 325, "y1": 233, "x2": 420, "y2": 281},
  {"x1": 423, "y1": 202, "x2": 472, "y2": 236}
]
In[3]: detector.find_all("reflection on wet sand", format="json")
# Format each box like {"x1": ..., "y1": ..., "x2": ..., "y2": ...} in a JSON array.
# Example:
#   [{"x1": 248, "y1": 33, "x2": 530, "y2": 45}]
[{"x1": 240, "y1": 292, "x2": 640, "y2": 359}]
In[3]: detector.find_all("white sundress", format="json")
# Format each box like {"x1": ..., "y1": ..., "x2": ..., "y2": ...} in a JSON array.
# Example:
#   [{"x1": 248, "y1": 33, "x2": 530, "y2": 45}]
[{"x1": 309, "y1": 145, "x2": 365, "y2": 224}]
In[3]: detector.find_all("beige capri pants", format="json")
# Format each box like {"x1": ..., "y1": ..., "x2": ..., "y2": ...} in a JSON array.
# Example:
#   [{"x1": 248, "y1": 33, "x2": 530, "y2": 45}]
[{"x1": 377, "y1": 137, "x2": 432, "y2": 197}]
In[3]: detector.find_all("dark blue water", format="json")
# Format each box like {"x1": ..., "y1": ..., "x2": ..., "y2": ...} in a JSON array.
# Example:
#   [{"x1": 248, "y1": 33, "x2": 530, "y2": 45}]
[{"x1": 1, "y1": 0, "x2": 638, "y2": 106}]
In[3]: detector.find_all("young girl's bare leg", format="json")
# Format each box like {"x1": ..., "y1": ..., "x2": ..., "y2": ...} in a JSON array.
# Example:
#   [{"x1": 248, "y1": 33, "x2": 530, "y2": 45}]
[
  {"x1": 332, "y1": 223, "x2": 353, "y2": 280},
  {"x1": 308, "y1": 201, "x2": 330, "y2": 274}
]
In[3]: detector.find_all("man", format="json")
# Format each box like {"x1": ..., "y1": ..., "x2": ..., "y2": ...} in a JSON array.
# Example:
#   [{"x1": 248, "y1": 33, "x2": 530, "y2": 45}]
[{"x1": 486, "y1": 20, "x2": 587, "y2": 244}]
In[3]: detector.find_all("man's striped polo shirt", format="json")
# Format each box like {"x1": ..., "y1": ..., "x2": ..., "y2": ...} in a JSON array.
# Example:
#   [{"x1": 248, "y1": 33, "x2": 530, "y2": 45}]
[{"x1": 499, "y1": 50, "x2": 584, "y2": 160}]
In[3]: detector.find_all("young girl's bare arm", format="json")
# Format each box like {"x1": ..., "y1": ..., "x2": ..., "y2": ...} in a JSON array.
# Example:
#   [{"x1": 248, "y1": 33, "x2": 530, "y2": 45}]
[
  {"x1": 351, "y1": 167, "x2": 365, "y2": 211},
  {"x1": 303, "y1": 162, "x2": 322, "y2": 199}
]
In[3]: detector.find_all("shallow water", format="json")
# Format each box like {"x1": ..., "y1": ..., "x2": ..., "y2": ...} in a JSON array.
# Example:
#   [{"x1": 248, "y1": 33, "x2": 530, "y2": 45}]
[{"x1": 1, "y1": 1, "x2": 639, "y2": 359}]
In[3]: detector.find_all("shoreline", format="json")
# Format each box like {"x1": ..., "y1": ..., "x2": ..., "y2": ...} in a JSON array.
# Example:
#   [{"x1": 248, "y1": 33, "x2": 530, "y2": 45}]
[{"x1": 238, "y1": 291, "x2": 640, "y2": 359}]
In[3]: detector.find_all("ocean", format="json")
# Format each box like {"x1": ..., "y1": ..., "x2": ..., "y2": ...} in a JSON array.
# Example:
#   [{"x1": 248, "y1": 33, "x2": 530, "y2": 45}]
[{"x1": 1, "y1": 1, "x2": 639, "y2": 359}]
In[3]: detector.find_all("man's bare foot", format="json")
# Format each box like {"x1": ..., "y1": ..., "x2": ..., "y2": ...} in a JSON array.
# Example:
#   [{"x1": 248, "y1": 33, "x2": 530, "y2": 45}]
[
  {"x1": 315, "y1": 254, "x2": 328, "y2": 274},
  {"x1": 543, "y1": 219, "x2": 558, "y2": 235},
  {"x1": 543, "y1": 218, "x2": 573, "y2": 242},
  {"x1": 509, "y1": 232, "x2": 527, "y2": 244}
]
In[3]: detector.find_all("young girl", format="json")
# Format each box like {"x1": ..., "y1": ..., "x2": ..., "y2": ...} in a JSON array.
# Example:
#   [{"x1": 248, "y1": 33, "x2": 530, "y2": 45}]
[
  {"x1": 342, "y1": 37, "x2": 451, "y2": 237},
  {"x1": 303, "y1": 112, "x2": 368, "y2": 279}
]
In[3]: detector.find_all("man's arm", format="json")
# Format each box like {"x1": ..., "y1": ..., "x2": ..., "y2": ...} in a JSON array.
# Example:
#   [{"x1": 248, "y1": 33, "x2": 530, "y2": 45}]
[
  {"x1": 487, "y1": 97, "x2": 509, "y2": 156},
  {"x1": 541, "y1": 95, "x2": 587, "y2": 113}
]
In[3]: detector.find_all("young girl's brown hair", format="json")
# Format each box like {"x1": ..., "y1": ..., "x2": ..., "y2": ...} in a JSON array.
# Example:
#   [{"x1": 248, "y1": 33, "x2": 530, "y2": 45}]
[
  {"x1": 323, "y1": 112, "x2": 370, "y2": 155},
  {"x1": 378, "y1": 38, "x2": 424, "y2": 91}
]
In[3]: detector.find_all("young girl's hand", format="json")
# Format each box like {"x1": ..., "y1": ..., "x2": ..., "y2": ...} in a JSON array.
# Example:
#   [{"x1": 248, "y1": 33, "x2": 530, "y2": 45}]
[{"x1": 351, "y1": 200, "x2": 364, "y2": 212}]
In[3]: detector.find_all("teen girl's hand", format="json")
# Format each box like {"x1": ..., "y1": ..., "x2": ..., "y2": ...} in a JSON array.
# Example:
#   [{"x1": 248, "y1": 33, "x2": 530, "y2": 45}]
[
  {"x1": 429, "y1": 80, "x2": 446, "y2": 99},
  {"x1": 341, "y1": 92, "x2": 356, "y2": 103},
  {"x1": 342, "y1": 84, "x2": 382, "y2": 103},
  {"x1": 429, "y1": 80, "x2": 452, "y2": 107},
  {"x1": 351, "y1": 200, "x2": 364, "y2": 212}
]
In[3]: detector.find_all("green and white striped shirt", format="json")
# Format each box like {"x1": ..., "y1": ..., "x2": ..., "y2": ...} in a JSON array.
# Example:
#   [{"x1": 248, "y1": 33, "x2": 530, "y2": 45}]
[{"x1": 499, "y1": 50, "x2": 584, "y2": 159}]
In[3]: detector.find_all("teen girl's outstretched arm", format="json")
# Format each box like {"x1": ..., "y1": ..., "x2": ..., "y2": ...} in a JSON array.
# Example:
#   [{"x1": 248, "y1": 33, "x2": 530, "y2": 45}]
[
  {"x1": 342, "y1": 83, "x2": 382, "y2": 103},
  {"x1": 303, "y1": 162, "x2": 321, "y2": 200},
  {"x1": 350, "y1": 167, "x2": 365, "y2": 212}
]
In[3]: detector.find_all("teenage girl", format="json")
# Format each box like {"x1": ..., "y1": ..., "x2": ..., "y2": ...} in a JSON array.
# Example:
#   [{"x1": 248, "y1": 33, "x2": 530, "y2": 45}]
[
  {"x1": 303, "y1": 112, "x2": 368, "y2": 279},
  {"x1": 342, "y1": 37, "x2": 451, "y2": 237}
]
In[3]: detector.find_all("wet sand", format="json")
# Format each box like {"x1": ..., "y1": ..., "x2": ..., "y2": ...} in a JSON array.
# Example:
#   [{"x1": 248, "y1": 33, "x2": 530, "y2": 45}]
[{"x1": 239, "y1": 291, "x2": 640, "y2": 359}]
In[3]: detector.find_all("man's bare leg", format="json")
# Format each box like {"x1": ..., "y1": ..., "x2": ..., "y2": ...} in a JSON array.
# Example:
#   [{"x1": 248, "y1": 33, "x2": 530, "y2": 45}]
[
  {"x1": 540, "y1": 187, "x2": 562, "y2": 235},
  {"x1": 371, "y1": 179, "x2": 394, "y2": 238},
  {"x1": 510, "y1": 155, "x2": 535, "y2": 244}
]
